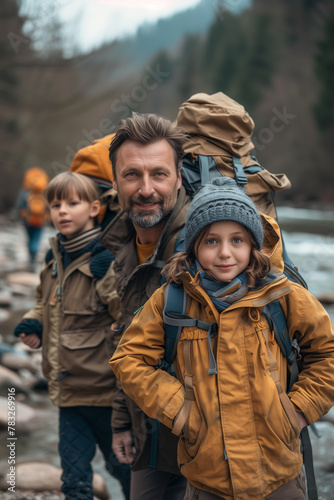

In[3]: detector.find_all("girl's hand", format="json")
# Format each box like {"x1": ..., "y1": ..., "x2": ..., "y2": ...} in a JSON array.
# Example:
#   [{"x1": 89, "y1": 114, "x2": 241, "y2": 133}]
[{"x1": 18, "y1": 333, "x2": 41, "y2": 349}]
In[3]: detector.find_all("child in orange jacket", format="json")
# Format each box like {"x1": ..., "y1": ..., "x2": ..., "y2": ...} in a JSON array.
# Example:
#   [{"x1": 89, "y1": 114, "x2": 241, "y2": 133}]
[{"x1": 110, "y1": 177, "x2": 334, "y2": 500}]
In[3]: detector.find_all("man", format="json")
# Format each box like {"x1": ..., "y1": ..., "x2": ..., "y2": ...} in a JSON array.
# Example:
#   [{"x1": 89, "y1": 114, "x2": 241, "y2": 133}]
[{"x1": 101, "y1": 113, "x2": 190, "y2": 500}]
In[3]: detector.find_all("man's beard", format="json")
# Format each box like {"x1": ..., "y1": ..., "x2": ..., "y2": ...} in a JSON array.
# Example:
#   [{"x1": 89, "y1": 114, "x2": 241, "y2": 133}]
[{"x1": 128, "y1": 194, "x2": 172, "y2": 228}]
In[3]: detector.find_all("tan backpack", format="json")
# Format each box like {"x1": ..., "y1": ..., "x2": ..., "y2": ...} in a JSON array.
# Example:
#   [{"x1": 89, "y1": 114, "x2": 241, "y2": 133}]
[{"x1": 175, "y1": 92, "x2": 291, "y2": 219}]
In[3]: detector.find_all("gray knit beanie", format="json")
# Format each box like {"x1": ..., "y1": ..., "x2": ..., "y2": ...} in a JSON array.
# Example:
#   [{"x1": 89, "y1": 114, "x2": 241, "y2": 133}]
[{"x1": 184, "y1": 177, "x2": 263, "y2": 252}]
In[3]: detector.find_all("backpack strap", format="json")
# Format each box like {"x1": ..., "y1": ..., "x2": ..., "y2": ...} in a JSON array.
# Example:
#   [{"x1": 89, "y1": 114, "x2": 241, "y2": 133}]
[
  {"x1": 198, "y1": 155, "x2": 212, "y2": 186},
  {"x1": 232, "y1": 156, "x2": 248, "y2": 186},
  {"x1": 174, "y1": 226, "x2": 186, "y2": 253},
  {"x1": 155, "y1": 227, "x2": 186, "y2": 275},
  {"x1": 262, "y1": 301, "x2": 318, "y2": 500},
  {"x1": 262, "y1": 326, "x2": 301, "y2": 436},
  {"x1": 163, "y1": 282, "x2": 217, "y2": 436},
  {"x1": 163, "y1": 282, "x2": 218, "y2": 374},
  {"x1": 300, "y1": 427, "x2": 318, "y2": 500},
  {"x1": 263, "y1": 299, "x2": 299, "y2": 392},
  {"x1": 172, "y1": 339, "x2": 195, "y2": 436},
  {"x1": 163, "y1": 282, "x2": 188, "y2": 366},
  {"x1": 281, "y1": 235, "x2": 308, "y2": 289},
  {"x1": 148, "y1": 418, "x2": 159, "y2": 470}
]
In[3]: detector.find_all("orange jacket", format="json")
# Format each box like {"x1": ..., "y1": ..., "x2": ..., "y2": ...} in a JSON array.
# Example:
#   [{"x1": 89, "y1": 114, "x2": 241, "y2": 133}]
[{"x1": 110, "y1": 216, "x2": 334, "y2": 499}]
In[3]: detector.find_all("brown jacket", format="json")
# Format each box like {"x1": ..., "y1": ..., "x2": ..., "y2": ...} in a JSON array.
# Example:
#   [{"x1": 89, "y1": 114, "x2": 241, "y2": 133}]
[
  {"x1": 22, "y1": 237, "x2": 122, "y2": 407},
  {"x1": 101, "y1": 186, "x2": 191, "y2": 473},
  {"x1": 110, "y1": 215, "x2": 334, "y2": 499}
]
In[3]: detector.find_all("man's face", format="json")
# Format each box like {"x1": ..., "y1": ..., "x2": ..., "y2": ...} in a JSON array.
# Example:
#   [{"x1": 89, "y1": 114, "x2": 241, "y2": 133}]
[{"x1": 113, "y1": 139, "x2": 182, "y2": 229}]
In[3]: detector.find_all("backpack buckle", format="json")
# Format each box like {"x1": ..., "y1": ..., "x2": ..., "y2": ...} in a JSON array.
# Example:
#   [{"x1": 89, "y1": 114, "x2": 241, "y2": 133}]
[{"x1": 232, "y1": 156, "x2": 248, "y2": 186}]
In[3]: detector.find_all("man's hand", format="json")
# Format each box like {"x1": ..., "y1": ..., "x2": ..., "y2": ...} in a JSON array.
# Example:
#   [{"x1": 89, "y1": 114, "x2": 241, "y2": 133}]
[
  {"x1": 18, "y1": 333, "x2": 41, "y2": 349},
  {"x1": 112, "y1": 430, "x2": 136, "y2": 465}
]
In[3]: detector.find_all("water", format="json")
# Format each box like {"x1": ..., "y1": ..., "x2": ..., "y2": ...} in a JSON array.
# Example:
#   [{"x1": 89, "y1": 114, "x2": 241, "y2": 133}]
[
  {"x1": 283, "y1": 229, "x2": 334, "y2": 286},
  {"x1": 276, "y1": 207, "x2": 334, "y2": 323}
]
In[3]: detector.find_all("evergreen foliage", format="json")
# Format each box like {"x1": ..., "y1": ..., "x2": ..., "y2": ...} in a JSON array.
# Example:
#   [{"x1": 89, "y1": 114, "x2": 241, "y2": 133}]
[{"x1": 313, "y1": 10, "x2": 334, "y2": 130}]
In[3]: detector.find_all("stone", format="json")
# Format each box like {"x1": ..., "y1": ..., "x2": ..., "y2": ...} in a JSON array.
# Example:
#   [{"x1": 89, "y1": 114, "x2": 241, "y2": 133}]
[
  {"x1": 6, "y1": 273, "x2": 40, "y2": 288},
  {"x1": 0, "y1": 293, "x2": 13, "y2": 307},
  {"x1": 0, "y1": 308, "x2": 10, "y2": 322},
  {"x1": 0, "y1": 366, "x2": 30, "y2": 398},
  {"x1": 0, "y1": 462, "x2": 109, "y2": 499},
  {"x1": 6, "y1": 273, "x2": 39, "y2": 296},
  {"x1": 1, "y1": 351, "x2": 41, "y2": 374},
  {"x1": 0, "y1": 396, "x2": 37, "y2": 431},
  {"x1": 9, "y1": 284, "x2": 35, "y2": 297}
]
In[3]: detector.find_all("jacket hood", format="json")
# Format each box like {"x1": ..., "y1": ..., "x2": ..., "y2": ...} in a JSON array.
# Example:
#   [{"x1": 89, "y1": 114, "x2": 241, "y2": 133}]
[
  {"x1": 261, "y1": 212, "x2": 284, "y2": 273},
  {"x1": 100, "y1": 186, "x2": 191, "y2": 260}
]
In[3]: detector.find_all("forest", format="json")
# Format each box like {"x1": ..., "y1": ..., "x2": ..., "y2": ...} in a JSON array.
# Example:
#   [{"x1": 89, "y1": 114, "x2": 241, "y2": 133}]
[{"x1": 1, "y1": 0, "x2": 333, "y2": 212}]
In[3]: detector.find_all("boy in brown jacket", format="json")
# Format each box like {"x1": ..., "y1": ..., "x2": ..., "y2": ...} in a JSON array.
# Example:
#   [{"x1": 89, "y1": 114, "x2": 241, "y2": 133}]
[{"x1": 14, "y1": 172, "x2": 130, "y2": 500}]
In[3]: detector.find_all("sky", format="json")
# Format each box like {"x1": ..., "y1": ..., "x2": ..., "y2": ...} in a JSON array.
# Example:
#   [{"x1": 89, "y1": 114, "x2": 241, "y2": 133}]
[
  {"x1": 65, "y1": 0, "x2": 203, "y2": 54},
  {"x1": 20, "y1": 0, "x2": 204, "y2": 56}
]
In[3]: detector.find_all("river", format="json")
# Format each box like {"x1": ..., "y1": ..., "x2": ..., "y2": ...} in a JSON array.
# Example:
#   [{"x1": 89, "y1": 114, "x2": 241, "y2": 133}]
[{"x1": 276, "y1": 206, "x2": 334, "y2": 321}]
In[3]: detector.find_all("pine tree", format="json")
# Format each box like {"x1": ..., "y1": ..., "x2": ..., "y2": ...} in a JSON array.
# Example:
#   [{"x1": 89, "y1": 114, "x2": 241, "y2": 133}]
[{"x1": 313, "y1": 10, "x2": 334, "y2": 130}]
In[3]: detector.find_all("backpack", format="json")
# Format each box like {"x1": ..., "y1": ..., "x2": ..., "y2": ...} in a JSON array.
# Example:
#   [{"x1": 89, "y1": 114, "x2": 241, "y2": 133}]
[
  {"x1": 69, "y1": 134, "x2": 120, "y2": 227},
  {"x1": 23, "y1": 167, "x2": 49, "y2": 192},
  {"x1": 24, "y1": 192, "x2": 48, "y2": 227},
  {"x1": 21, "y1": 167, "x2": 49, "y2": 227},
  {"x1": 176, "y1": 92, "x2": 291, "y2": 220},
  {"x1": 70, "y1": 134, "x2": 115, "y2": 190}
]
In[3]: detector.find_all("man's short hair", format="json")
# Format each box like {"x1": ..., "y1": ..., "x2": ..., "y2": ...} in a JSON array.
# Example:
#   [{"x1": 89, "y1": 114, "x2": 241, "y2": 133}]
[{"x1": 109, "y1": 113, "x2": 187, "y2": 179}]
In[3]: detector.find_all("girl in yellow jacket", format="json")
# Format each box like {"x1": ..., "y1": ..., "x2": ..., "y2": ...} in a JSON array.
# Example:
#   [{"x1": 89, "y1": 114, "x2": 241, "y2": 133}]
[{"x1": 110, "y1": 177, "x2": 334, "y2": 500}]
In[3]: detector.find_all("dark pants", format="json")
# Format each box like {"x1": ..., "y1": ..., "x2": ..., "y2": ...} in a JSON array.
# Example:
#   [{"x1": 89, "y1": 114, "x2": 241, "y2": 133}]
[
  {"x1": 130, "y1": 467, "x2": 187, "y2": 500},
  {"x1": 24, "y1": 224, "x2": 42, "y2": 263},
  {"x1": 183, "y1": 470, "x2": 306, "y2": 500},
  {"x1": 59, "y1": 406, "x2": 131, "y2": 500}
]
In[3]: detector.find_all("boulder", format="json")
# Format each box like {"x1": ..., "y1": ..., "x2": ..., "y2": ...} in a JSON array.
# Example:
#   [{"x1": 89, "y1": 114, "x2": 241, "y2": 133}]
[
  {"x1": 6, "y1": 272, "x2": 39, "y2": 297},
  {"x1": 8, "y1": 284, "x2": 35, "y2": 297},
  {"x1": 6, "y1": 273, "x2": 40, "y2": 288},
  {"x1": 1, "y1": 351, "x2": 41, "y2": 374},
  {"x1": 0, "y1": 397, "x2": 37, "y2": 431},
  {"x1": 0, "y1": 366, "x2": 30, "y2": 397},
  {"x1": 0, "y1": 293, "x2": 13, "y2": 308},
  {"x1": 0, "y1": 462, "x2": 109, "y2": 499},
  {"x1": 0, "y1": 308, "x2": 10, "y2": 322}
]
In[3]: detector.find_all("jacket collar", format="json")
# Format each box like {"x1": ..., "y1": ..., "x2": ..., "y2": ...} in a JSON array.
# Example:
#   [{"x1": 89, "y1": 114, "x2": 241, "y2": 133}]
[
  {"x1": 49, "y1": 237, "x2": 94, "y2": 283},
  {"x1": 260, "y1": 213, "x2": 284, "y2": 272},
  {"x1": 181, "y1": 270, "x2": 291, "y2": 318},
  {"x1": 100, "y1": 186, "x2": 191, "y2": 264}
]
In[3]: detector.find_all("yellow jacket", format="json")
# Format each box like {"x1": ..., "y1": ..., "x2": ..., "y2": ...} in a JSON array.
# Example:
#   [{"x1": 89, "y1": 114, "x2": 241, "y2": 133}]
[{"x1": 110, "y1": 216, "x2": 334, "y2": 499}]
